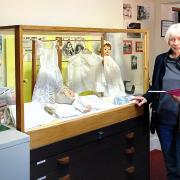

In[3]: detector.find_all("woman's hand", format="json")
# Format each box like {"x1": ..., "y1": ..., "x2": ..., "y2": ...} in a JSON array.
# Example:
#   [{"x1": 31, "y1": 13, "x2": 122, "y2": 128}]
[{"x1": 132, "y1": 96, "x2": 147, "y2": 107}]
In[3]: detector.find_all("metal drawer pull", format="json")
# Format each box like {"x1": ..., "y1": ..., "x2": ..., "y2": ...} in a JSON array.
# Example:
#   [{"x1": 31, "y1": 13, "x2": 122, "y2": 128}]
[
  {"x1": 125, "y1": 147, "x2": 135, "y2": 155},
  {"x1": 58, "y1": 174, "x2": 71, "y2": 180},
  {"x1": 57, "y1": 156, "x2": 70, "y2": 165},
  {"x1": 125, "y1": 132, "x2": 135, "y2": 140},
  {"x1": 126, "y1": 165, "x2": 135, "y2": 174},
  {"x1": 37, "y1": 176, "x2": 46, "y2": 180},
  {"x1": 97, "y1": 131, "x2": 104, "y2": 140},
  {"x1": 36, "y1": 159, "x2": 46, "y2": 166}
]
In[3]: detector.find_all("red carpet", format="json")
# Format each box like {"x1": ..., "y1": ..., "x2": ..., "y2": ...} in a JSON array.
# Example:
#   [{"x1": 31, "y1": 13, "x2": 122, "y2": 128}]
[{"x1": 150, "y1": 149, "x2": 167, "y2": 180}]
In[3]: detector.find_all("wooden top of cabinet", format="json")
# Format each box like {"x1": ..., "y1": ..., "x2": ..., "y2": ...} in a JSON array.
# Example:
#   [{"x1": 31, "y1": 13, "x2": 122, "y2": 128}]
[{"x1": 27, "y1": 103, "x2": 144, "y2": 150}]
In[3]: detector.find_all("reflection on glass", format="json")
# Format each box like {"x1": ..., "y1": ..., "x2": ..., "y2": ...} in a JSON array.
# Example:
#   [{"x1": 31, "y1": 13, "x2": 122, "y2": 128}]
[{"x1": 0, "y1": 30, "x2": 16, "y2": 128}]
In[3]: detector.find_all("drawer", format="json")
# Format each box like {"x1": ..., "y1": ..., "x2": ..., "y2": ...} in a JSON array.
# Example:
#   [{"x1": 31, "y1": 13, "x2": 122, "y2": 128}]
[
  {"x1": 31, "y1": 154, "x2": 70, "y2": 179},
  {"x1": 31, "y1": 123, "x2": 148, "y2": 178},
  {"x1": 68, "y1": 129, "x2": 148, "y2": 171},
  {"x1": 80, "y1": 151, "x2": 148, "y2": 180},
  {"x1": 31, "y1": 116, "x2": 147, "y2": 162},
  {"x1": 120, "y1": 151, "x2": 149, "y2": 180},
  {"x1": 32, "y1": 171, "x2": 71, "y2": 180},
  {"x1": 31, "y1": 116, "x2": 149, "y2": 180}
]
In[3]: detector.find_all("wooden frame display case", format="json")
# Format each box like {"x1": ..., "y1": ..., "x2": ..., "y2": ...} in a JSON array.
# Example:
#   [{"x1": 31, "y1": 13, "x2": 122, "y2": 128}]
[{"x1": 0, "y1": 25, "x2": 149, "y2": 150}]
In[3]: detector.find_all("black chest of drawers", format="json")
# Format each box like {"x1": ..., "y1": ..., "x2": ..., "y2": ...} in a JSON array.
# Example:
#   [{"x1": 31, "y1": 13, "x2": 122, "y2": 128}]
[{"x1": 31, "y1": 116, "x2": 149, "y2": 180}]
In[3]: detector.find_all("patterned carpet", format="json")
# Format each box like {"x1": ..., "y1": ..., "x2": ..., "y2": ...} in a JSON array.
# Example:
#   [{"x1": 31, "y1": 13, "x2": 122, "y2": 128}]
[{"x1": 150, "y1": 149, "x2": 167, "y2": 180}]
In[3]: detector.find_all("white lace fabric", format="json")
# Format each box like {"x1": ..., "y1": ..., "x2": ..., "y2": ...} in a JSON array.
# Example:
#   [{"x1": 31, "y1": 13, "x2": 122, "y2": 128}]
[
  {"x1": 32, "y1": 41, "x2": 63, "y2": 104},
  {"x1": 67, "y1": 52, "x2": 106, "y2": 93},
  {"x1": 103, "y1": 56, "x2": 125, "y2": 97}
]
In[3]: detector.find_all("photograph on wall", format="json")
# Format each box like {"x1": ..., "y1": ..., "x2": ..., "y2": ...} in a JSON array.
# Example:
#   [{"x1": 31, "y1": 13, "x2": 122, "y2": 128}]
[
  {"x1": 135, "y1": 41, "x2": 143, "y2": 52},
  {"x1": 74, "y1": 43, "x2": 84, "y2": 54},
  {"x1": 62, "y1": 39, "x2": 75, "y2": 58},
  {"x1": 127, "y1": 22, "x2": 141, "y2": 38},
  {"x1": 131, "y1": 55, "x2": 138, "y2": 70},
  {"x1": 123, "y1": 3, "x2": 132, "y2": 19},
  {"x1": 161, "y1": 20, "x2": 174, "y2": 37},
  {"x1": 123, "y1": 40, "x2": 132, "y2": 54},
  {"x1": 74, "y1": 37, "x2": 85, "y2": 54},
  {"x1": 137, "y1": 6, "x2": 150, "y2": 20}
]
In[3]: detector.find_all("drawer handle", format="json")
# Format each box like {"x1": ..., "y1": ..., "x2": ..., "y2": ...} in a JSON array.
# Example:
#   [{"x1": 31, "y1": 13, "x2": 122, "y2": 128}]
[
  {"x1": 125, "y1": 147, "x2": 135, "y2": 155},
  {"x1": 125, "y1": 132, "x2": 135, "y2": 140},
  {"x1": 97, "y1": 131, "x2": 104, "y2": 140},
  {"x1": 126, "y1": 165, "x2": 135, "y2": 174},
  {"x1": 37, "y1": 176, "x2": 46, "y2": 180},
  {"x1": 58, "y1": 174, "x2": 71, "y2": 180},
  {"x1": 36, "y1": 159, "x2": 46, "y2": 166},
  {"x1": 57, "y1": 156, "x2": 70, "y2": 165}
]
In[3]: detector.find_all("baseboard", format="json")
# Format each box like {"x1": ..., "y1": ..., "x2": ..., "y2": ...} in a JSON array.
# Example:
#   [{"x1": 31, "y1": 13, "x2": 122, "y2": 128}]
[{"x1": 150, "y1": 135, "x2": 161, "y2": 151}]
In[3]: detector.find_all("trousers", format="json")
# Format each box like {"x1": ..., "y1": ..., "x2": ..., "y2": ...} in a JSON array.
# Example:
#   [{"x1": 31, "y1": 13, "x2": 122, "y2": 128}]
[{"x1": 156, "y1": 124, "x2": 180, "y2": 180}]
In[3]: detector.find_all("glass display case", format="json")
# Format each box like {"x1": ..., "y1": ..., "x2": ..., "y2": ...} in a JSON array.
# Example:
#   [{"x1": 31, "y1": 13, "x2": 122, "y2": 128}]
[{"x1": 0, "y1": 25, "x2": 149, "y2": 137}]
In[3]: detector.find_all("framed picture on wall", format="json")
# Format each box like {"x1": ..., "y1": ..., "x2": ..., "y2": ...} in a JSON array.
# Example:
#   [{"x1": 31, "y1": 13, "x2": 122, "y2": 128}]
[
  {"x1": 123, "y1": 3, "x2": 132, "y2": 19},
  {"x1": 161, "y1": 20, "x2": 174, "y2": 37},
  {"x1": 135, "y1": 41, "x2": 143, "y2": 52},
  {"x1": 137, "y1": 6, "x2": 150, "y2": 20},
  {"x1": 127, "y1": 22, "x2": 141, "y2": 38},
  {"x1": 131, "y1": 55, "x2": 138, "y2": 70},
  {"x1": 123, "y1": 40, "x2": 132, "y2": 54}
]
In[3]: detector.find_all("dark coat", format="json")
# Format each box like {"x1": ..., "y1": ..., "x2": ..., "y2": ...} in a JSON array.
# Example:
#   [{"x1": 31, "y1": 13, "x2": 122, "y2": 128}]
[
  {"x1": 144, "y1": 50, "x2": 170, "y2": 133},
  {"x1": 144, "y1": 51, "x2": 170, "y2": 105}
]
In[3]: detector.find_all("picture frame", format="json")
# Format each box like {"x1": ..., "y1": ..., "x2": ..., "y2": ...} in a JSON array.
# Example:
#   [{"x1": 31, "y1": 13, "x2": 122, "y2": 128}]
[
  {"x1": 127, "y1": 23, "x2": 141, "y2": 38},
  {"x1": 123, "y1": 3, "x2": 132, "y2": 19},
  {"x1": 123, "y1": 40, "x2": 132, "y2": 54},
  {"x1": 137, "y1": 6, "x2": 150, "y2": 20},
  {"x1": 161, "y1": 20, "x2": 174, "y2": 37},
  {"x1": 135, "y1": 41, "x2": 143, "y2": 52},
  {"x1": 131, "y1": 55, "x2": 138, "y2": 70}
]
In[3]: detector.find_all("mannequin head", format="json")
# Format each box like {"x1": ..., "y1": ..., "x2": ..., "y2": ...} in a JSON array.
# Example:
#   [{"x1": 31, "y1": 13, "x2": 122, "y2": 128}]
[{"x1": 104, "y1": 42, "x2": 111, "y2": 56}]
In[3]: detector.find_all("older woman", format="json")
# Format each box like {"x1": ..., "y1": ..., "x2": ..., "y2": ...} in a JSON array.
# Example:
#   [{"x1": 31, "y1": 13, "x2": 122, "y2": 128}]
[{"x1": 133, "y1": 23, "x2": 180, "y2": 180}]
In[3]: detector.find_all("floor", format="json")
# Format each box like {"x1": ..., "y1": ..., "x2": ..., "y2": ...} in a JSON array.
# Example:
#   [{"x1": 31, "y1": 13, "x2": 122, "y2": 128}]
[{"x1": 150, "y1": 149, "x2": 167, "y2": 180}]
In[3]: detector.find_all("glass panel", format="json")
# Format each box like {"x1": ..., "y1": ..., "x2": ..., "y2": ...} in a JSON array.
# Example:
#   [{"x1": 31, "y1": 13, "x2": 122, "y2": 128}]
[
  {"x1": 0, "y1": 28, "x2": 16, "y2": 129},
  {"x1": 20, "y1": 29, "x2": 147, "y2": 131},
  {"x1": 106, "y1": 32, "x2": 145, "y2": 95}
]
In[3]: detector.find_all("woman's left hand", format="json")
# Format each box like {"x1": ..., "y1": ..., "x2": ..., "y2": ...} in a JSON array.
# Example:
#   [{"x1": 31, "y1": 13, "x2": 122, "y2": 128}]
[{"x1": 131, "y1": 96, "x2": 147, "y2": 107}]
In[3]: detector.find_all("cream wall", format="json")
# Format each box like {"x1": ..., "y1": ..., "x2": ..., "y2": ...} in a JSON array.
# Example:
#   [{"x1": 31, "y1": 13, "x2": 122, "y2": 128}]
[
  {"x1": 154, "y1": 2, "x2": 180, "y2": 57},
  {"x1": 0, "y1": 0, "x2": 123, "y2": 28},
  {"x1": 123, "y1": 0, "x2": 156, "y2": 77}
]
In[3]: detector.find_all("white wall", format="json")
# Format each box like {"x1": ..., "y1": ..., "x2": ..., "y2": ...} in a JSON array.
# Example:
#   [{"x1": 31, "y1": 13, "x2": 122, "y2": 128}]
[
  {"x1": 0, "y1": 0, "x2": 123, "y2": 28},
  {"x1": 153, "y1": 1, "x2": 180, "y2": 63},
  {"x1": 154, "y1": 2, "x2": 180, "y2": 57}
]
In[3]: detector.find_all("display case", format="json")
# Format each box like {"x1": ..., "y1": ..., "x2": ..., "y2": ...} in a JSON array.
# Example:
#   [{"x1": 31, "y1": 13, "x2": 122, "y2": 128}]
[
  {"x1": 0, "y1": 25, "x2": 149, "y2": 180},
  {"x1": 0, "y1": 25, "x2": 149, "y2": 147}
]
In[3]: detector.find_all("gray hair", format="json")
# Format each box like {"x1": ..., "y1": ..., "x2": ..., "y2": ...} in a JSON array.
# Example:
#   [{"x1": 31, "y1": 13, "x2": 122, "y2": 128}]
[{"x1": 165, "y1": 23, "x2": 180, "y2": 44}]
